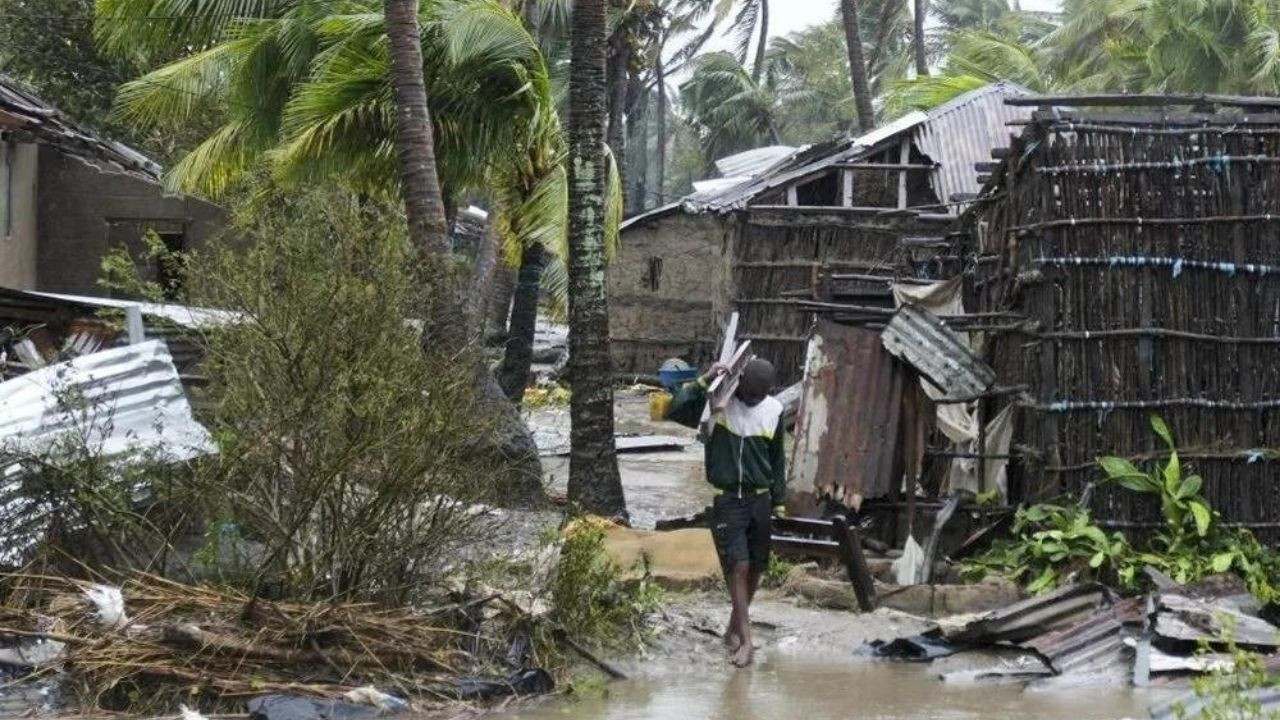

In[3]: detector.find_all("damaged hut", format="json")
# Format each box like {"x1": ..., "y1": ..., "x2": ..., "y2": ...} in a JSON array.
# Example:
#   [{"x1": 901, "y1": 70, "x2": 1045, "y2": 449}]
[
  {"x1": 611, "y1": 82, "x2": 1036, "y2": 381},
  {"x1": 962, "y1": 94, "x2": 1280, "y2": 540}
]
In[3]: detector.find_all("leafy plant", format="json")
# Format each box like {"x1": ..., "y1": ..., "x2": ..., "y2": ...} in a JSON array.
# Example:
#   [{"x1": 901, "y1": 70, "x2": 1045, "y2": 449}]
[
  {"x1": 1099, "y1": 416, "x2": 1280, "y2": 601},
  {"x1": 961, "y1": 503, "x2": 1133, "y2": 592},
  {"x1": 549, "y1": 522, "x2": 661, "y2": 653},
  {"x1": 970, "y1": 415, "x2": 1280, "y2": 599},
  {"x1": 1173, "y1": 626, "x2": 1280, "y2": 720}
]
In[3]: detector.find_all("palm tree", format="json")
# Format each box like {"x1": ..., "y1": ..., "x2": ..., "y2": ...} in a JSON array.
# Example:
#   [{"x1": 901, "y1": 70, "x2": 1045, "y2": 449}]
[
  {"x1": 840, "y1": 0, "x2": 876, "y2": 132},
  {"x1": 384, "y1": 0, "x2": 452, "y2": 285},
  {"x1": 913, "y1": 0, "x2": 929, "y2": 76},
  {"x1": 566, "y1": 0, "x2": 626, "y2": 518},
  {"x1": 96, "y1": 0, "x2": 568, "y2": 499},
  {"x1": 680, "y1": 52, "x2": 780, "y2": 167}
]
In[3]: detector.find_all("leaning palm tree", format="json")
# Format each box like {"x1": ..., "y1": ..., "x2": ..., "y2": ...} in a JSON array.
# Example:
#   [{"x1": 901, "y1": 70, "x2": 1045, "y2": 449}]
[
  {"x1": 95, "y1": 0, "x2": 582, "y2": 500},
  {"x1": 566, "y1": 0, "x2": 626, "y2": 518},
  {"x1": 99, "y1": 0, "x2": 622, "y2": 404}
]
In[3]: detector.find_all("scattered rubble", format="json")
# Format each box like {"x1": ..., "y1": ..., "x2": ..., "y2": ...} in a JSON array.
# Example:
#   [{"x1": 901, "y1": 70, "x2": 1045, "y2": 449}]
[{"x1": 861, "y1": 573, "x2": 1280, "y2": 697}]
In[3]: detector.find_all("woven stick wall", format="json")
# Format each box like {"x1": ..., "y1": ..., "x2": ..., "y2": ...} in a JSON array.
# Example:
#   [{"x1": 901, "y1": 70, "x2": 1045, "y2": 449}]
[
  {"x1": 969, "y1": 101, "x2": 1280, "y2": 539},
  {"x1": 733, "y1": 210, "x2": 954, "y2": 382}
]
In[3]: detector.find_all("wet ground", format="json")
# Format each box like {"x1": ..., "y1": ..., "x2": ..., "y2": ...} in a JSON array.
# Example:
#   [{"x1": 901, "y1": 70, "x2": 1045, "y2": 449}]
[
  {"x1": 516, "y1": 392, "x2": 1174, "y2": 720},
  {"x1": 528, "y1": 390, "x2": 711, "y2": 530},
  {"x1": 494, "y1": 591, "x2": 1171, "y2": 720}
]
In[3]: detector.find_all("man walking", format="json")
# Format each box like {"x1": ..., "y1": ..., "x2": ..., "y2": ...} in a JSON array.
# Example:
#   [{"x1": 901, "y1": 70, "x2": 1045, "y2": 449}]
[{"x1": 667, "y1": 358, "x2": 786, "y2": 667}]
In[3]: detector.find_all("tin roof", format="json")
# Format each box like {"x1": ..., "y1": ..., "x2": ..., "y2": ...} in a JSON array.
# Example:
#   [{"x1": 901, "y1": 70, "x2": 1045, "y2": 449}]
[
  {"x1": 881, "y1": 304, "x2": 996, "y2": 400},
  {"x1": 0, "y1": 74, "x2": 161, "y2": 180},
  {"x1": 622, "y1": 82, "x2": 1033, "y2": 229}
]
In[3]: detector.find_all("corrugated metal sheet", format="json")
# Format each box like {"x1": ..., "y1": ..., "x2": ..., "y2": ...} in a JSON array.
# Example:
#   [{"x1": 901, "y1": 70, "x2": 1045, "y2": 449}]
[
  {"x1": 0, "y1": 341, "x2": 216, "y2": 565},
  {"x1": 713, "y1": 145, "x2": 796, "y2": 179},
  {"x1": 624, "y1": 83, "x2": 1030, "y2": 228},
  {"x1": 789, "y1": 319, "x2": 906, "y2": 510},
  {"x1": 881, "y1": 304, "x2": 996, "y2": 399},
  {"x1": 0, "y1": 73, "x2": 161, "y2": 180},
  {"x1": 29, "y1": 291, "x2": 240, "y2": 330},
  {"x1": 948, "y1": 583, "x2": 1111, "y2": 645},
  {"x1": 913, "y1": 81, "x2": 1034, "y2": 205}
]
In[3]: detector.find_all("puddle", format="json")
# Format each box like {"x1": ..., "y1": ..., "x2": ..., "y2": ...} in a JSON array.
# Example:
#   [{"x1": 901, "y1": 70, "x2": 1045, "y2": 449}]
[{"x1": 497, "y1": 657, "x2": 1165, "y2": 720}]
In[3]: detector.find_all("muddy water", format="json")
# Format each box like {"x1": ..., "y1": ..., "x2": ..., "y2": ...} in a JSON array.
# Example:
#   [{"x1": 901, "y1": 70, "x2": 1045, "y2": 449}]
[{"x1": 499, "y1": 658, "x2": 1161, "y2": 720}]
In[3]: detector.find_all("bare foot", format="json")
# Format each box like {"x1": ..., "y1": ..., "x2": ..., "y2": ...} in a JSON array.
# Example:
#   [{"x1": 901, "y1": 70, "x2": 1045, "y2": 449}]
[
  {"x1": 731, "y1": 642, "x2": 754, "y2": 667},
  {"x1": 723, "y1": 630, "x2": 742, "y2": 652}
]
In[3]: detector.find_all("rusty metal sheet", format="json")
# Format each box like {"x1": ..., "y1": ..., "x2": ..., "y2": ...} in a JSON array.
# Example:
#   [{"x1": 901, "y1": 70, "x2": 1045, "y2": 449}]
[
  {"x1": 881, "y1": 304, "x2": 995, "y2": 399},
  {"x1": 947, "y1": 583, "x2": 1111, "y2": 645},
  {"x1": 789, "y1": 319, "x2": 905, "y2": 510}
]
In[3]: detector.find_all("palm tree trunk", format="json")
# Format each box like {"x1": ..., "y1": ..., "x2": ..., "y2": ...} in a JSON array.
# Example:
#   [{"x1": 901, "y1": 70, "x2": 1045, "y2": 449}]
[
  {"x1": 865, "y1": 0, "x2": 900, "y2": 80},
  {"x1": 628, "y1": 90, "x2": 649, "y2": 211},
  {"x1": 840, "y1": 0, "x2": 877, "y2": 133},
  {"x1": 567, "y1": 0, "x2": 626, "y2": 519},
  {"x1": 384, "y1": 0, "x2": 543, "y2": 505},
  {"x1": 467, "y1": 217, "x2": 501, "y2": 337},
  {"x1": 498, "y1": 242, "x2": 545, "y2": 401},
  {"x1": 485, "y1": 266, "x2": 516, "y2": 340},
  {"x1": 606, "y1": 40, "x2": 629, "y2": 200},
  {"x1": 913, "y1": 0, "x2": 928, "y2": 77},
  {"x1": 384, "y1": 0, "x2": 452, "y2": 281},
  {"x1": 495, "y1": 0, "x2": 546, "y2": 386},
  {"x1": 655, "y1": 54, "x2": 667, "y2": 204},
  {"x1": 751, "y1": 0, "x2": 769, "y2": 83}
]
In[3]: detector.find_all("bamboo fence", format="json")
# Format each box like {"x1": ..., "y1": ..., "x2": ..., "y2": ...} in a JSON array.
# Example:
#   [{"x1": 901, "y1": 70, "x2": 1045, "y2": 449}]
[{"x1": 967, "y1": 101, "x2": 1280, "y2": 539}]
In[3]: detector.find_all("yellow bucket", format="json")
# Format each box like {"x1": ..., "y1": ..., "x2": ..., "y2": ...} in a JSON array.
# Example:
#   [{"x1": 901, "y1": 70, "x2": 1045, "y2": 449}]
[{"x1": 649, "y1": 391, "x2": 673, "y2": 421}]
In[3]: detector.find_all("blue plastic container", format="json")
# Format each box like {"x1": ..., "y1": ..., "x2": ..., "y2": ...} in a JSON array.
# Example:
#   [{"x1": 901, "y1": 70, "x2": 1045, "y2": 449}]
[{"x1": 657, "y1": 367, "x2": 699, "y2": 391}]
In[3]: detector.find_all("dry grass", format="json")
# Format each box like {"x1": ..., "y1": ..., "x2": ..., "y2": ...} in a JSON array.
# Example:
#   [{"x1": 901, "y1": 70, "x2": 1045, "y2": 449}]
[{"x1": 0, "y1": 571, "x2": 510, "y2": 713}]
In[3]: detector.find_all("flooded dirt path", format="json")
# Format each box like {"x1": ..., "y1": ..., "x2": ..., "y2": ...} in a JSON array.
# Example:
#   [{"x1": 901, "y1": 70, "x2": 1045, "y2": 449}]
[
  {"x1": 498, "y1": 657, "x2": 1159, "y2": 720},
  {"x1": 520, "y1": 392, "x2": 1172, "y2": 720}
]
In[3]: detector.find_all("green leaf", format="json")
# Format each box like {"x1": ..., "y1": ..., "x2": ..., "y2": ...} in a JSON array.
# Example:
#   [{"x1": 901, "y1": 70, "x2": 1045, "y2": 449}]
[
  {"x1": 1027, "y1": 566, "x2": 1057, "y2": 593},
  {"x1": 1178, "y1": 474, "x2": 1202, "y2": 500},
  {"x1": 1150, "y1": 414, "x2": 1174, "y2": 448},
  {"x1": 1099, "y1": 455, "x2": 1143, "y2": 480},
  {"x1": 1089, "y1": 551, "x2": 1106, "y2": 568},
  {"x1": 1163, "y1": 449, "x2": 1181, "y2": 496},
  {"x1": 1189, "y1": 502, "x2": 1211, "y2": 537},
  {"x1": 1211, "y1": 552, "x2": 1235, "y2": 573}
]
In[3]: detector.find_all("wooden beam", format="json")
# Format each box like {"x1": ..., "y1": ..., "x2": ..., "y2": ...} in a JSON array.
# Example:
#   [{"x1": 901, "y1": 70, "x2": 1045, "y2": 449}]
[
  {"x1": 833, "y1": 516, "x2": 877, "y2": 612},
  {"x1": 897, "y1": 138, "x2": 910, "y2": 210},
  {"x1": 841, "y1": 169, "x2": 853, "y2": 207},
  {"x1": 834, "y1": 162, "x2": 937, "y2": 171},
  {"x1": 1006, "y1": 93, "x2": 1280, "y2": 109},
  {"x1": 786, "y1": 185, "x2": 798, "y2": 206}
]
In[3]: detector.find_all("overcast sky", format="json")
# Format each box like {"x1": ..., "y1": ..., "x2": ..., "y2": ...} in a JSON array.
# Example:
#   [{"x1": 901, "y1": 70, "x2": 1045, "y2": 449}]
[{"x1": 768, "y1": 0, "x2": 1063, "y2": 39}]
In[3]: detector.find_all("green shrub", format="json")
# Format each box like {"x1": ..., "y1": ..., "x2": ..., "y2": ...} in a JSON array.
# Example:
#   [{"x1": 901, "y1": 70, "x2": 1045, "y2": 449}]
[
  {"x1": 967, "y1": 415, "x2": 1280, "y2": 598},
  {"x1": 549, "y1": 523, "x2": 661, "y2": 653},
  {"x1": 98, "y1": 185, "x2": 513, "y2": 603}
]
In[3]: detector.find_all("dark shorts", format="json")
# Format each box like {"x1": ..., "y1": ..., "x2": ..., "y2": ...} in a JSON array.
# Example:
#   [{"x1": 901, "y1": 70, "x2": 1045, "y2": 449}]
[{"x1": 710, "y1": 492, "x2": 772, "y2": 573}]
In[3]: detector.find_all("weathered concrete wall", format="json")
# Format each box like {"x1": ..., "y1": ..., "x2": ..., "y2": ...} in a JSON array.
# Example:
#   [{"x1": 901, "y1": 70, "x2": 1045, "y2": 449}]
[
  {"x1": 35, "y1": 146, "x2": 226, "y2": 295},
  {"x1": 610, "y1": 213, "x2": 728, "y2": 374},
  {"x1": 0, "y1": 142, "x2": 38, "y2": 289}
]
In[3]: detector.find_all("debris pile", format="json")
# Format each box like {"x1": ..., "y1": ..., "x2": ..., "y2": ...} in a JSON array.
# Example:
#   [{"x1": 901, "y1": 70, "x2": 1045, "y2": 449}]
[
  {"x1": 0, "y1": 572, "x2": 554, "y2": 715},
  {"x1": 865, "y1": 573, "x2": 1280, "y2": 692}
]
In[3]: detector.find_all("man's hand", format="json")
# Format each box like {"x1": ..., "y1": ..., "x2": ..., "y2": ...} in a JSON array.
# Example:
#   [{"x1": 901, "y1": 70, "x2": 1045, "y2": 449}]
[
  {"x1": 700, "y1": 362, "x2": 728, "y2": 385},
  {"x1": 773, "y1": 505, "x2": 787, "y2": 518}
]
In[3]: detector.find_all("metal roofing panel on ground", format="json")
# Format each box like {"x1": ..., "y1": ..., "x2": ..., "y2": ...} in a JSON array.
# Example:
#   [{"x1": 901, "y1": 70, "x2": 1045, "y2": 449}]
[
  {"x1": 881, "y1": 304, "x2": 996, "y2": 400},
  {"x1": 948, "y1": 583, "x2": 1111, "y2": 645},
  {"x1": 789, "y1": 319, "x2": 906, "y2": 510},
  {"x1": 0, "y1": 341, "x2": 216, "y2": 565}
]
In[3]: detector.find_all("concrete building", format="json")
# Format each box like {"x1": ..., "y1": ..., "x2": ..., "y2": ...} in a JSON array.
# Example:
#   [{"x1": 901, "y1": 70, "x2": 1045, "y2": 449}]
[
  {"x1": 0, "y1": 76, "x2": 225, "y2": 295},
  {"x1": 610, "y1": 83, "x2": 1035, "y2": 381}
]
